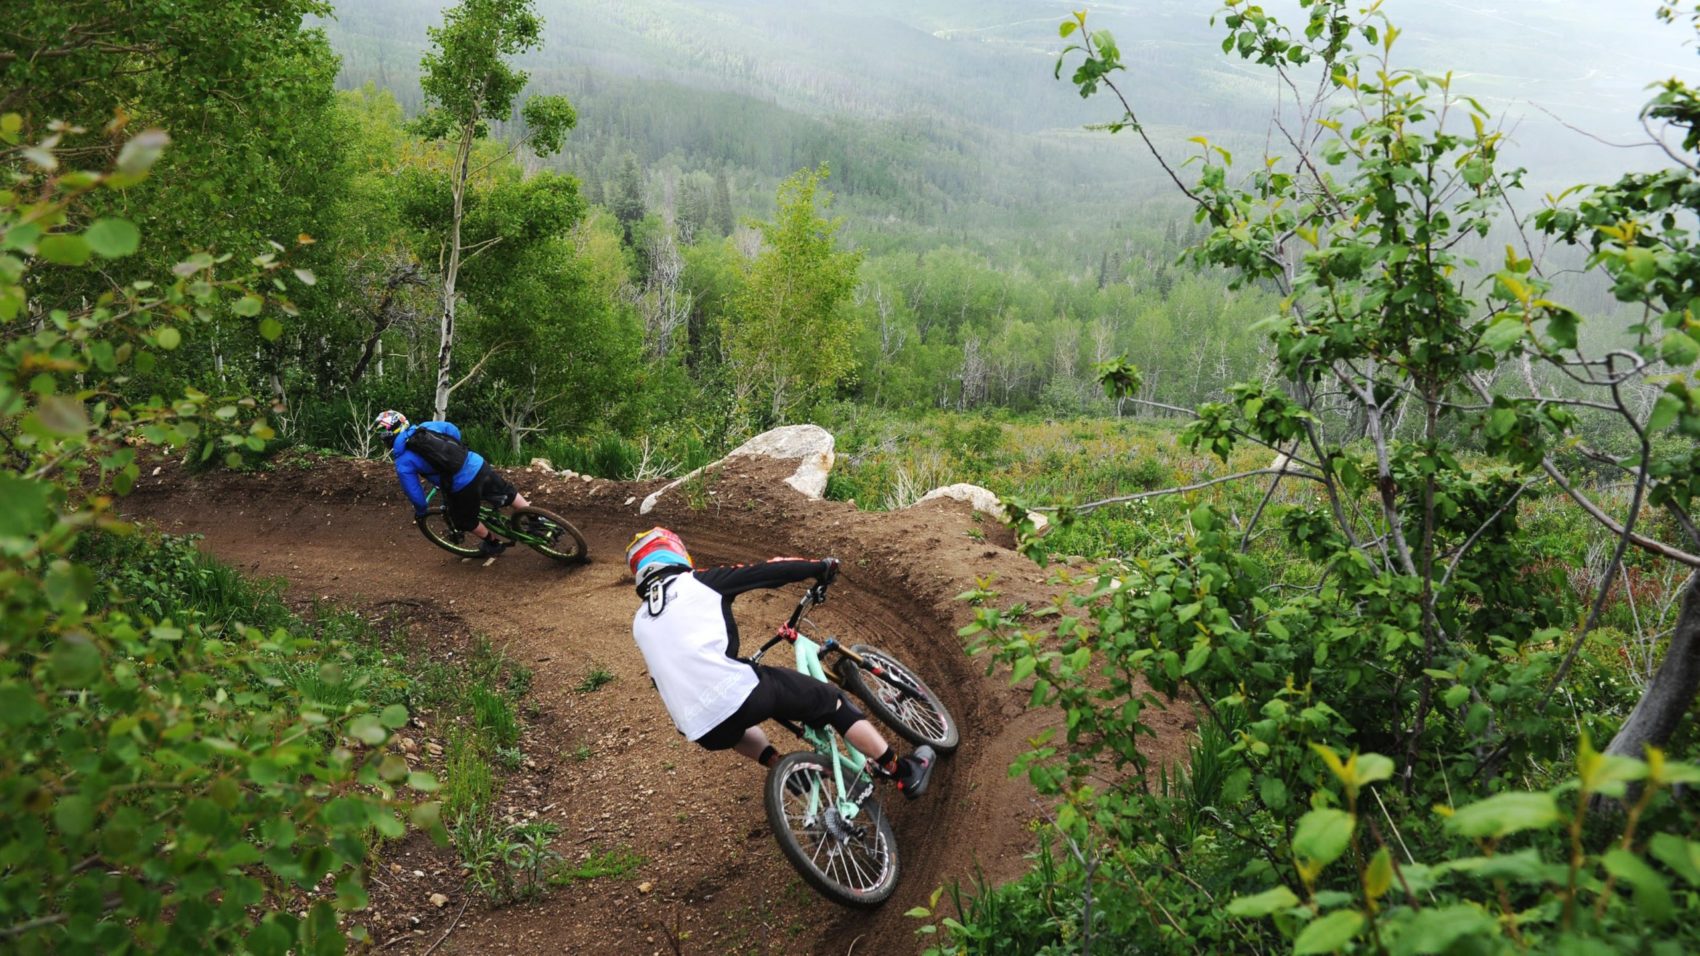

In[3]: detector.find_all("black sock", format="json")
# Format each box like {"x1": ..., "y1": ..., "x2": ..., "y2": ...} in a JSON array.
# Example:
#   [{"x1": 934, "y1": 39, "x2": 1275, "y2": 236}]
[
  {"x1": 876, "y1": 746, "x2": 897, "y2": 771},
  {"x1": 758, "y1": 745, "x2": 778, "y2": 767}
]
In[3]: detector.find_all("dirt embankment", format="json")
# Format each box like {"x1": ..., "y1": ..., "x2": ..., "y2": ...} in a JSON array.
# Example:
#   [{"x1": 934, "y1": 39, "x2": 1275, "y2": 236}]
[{"x1": 124, "y1": 455, "x2": 1191, "y2": 954}]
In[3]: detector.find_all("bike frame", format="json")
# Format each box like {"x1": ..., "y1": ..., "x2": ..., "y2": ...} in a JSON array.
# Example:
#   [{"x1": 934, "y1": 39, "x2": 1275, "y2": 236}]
[
  {"x1": 750, "y1": 587, "x2": 903, "y2": 823},
  {"x1": 422, "y1": 487, "x2": 548, "y2": 547}
]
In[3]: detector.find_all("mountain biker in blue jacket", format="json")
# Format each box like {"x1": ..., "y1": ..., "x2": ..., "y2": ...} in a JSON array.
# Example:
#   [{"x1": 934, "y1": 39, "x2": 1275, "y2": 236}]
[
  {"x1": 375, "y1": 410, "x2": 528, "y2": 557},
  {"x1": 626, "y1": 527, "x2": 936, "y2": 799}
]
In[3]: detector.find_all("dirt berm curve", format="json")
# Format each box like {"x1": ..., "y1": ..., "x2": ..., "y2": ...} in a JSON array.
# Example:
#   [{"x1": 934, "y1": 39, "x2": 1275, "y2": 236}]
[{"x1": 126, "y1": 452, "x2": 1191, "y2": 954}]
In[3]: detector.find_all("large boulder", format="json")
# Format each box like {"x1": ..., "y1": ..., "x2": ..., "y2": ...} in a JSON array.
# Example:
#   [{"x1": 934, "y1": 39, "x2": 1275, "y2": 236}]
[
  {"x1": 639, "y1": 424, "x2": 835, "y2": 514},
  {"x1": 914, "y1": 483, "x2": 1049, "y2": 536}
]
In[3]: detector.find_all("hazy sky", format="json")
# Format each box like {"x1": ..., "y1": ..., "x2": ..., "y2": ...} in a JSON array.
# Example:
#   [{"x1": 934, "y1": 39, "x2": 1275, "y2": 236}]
[{"x1": 327, "y1": 0, "x2": 1700, "y2": 187}]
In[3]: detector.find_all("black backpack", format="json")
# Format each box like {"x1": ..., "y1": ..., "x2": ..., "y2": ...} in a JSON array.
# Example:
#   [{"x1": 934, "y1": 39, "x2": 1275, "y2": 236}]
[{"x1": 404, "y1": 425, "x2": 469, "y2": 479}]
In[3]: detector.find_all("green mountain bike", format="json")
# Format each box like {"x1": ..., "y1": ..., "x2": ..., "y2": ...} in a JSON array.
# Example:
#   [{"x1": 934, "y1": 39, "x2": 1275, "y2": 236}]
[
  {"x1": 415, "y1": 488, "x2": 588, "y2": 564},
  {"x1": 748, "y1": 583, "x2": 958, "y2": 906}
]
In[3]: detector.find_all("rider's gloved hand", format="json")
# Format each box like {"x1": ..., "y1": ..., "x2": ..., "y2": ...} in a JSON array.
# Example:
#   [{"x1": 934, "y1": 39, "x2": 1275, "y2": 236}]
[{"x1": 818, "y1": 556, "x2": 839, "y2": 588}]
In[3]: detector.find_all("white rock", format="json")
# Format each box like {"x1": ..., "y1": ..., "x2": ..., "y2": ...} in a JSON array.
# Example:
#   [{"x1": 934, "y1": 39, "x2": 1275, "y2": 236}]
[
  {"x1": 640, "y1": 424, "x2": 835, "y2": 514},
  {"x1": 915, "y1": 483, "x2": 1050, "y2": 536},
  {"x1": 429, "y1": 893, "x2": 449, "y2": 908},
  {"x1": 529, "y1": 457, "x2": 555, "y2": 473}
]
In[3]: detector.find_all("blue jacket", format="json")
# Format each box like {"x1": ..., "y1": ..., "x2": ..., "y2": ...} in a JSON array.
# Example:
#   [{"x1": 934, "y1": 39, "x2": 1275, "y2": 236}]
[{"x1": 391, "y1": 421, "x2": 485, "y2": 513}]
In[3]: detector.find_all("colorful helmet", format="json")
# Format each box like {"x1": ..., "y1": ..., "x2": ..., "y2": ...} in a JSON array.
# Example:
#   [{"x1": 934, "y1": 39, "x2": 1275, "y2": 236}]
[
  {"x1": 374, "y1": 410, "x2": 409, "y2": 435},
  {"x1": 627, "y1": 527, "x2": 692, "y2": 588}
]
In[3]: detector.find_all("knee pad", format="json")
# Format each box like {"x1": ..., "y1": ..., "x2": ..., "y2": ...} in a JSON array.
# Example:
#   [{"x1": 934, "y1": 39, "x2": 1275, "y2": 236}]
[{"x1": 828, "y1": 693, "x2": 865, "y2": 735}]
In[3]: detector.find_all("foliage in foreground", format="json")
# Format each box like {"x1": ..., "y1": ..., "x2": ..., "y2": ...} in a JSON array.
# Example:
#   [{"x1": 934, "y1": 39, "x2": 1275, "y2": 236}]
[
  {"x1": 0, "y1": 120, "x2": 441, "y2": 953},
  {"x1": 925, "y1": 2, "x2": 1700, "y2": 952}
]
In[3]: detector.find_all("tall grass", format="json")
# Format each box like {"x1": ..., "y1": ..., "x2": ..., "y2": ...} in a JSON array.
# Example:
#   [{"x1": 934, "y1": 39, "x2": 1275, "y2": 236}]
[
  {"x1": 444, "y1": 725, "x2": 495, "y2": 823},
  {"x1": 471, "y1": 684, "x2": 520, "y2": 749}
]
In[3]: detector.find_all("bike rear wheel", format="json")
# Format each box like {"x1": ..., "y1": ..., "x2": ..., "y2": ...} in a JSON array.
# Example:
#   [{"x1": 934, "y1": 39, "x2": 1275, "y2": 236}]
[
  {"x1": 509, "y1": 504, "x2": 588, "y2": 564},
  {"x1": 765, "y1": 751, "x2": 899, "y2": 907},
  {"x1": 415, "y1": 507, "x2": 483, "y2": 558},
  {"x1": 835, "y1": 645, "x2": 960, "y2": 754}
]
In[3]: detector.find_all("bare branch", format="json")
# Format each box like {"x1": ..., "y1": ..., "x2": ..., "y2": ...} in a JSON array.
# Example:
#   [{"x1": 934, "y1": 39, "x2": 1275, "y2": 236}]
[{"x1": 1062, "y1": 468, "x2": 1328, "y2": 516}]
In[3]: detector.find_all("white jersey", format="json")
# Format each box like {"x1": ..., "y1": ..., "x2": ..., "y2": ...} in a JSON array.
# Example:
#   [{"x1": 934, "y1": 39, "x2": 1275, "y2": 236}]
[
  {"x1": 632, "y1": 572, "x2": 760, "y2": 740},
  {"x1": 630, "y1": 559, "x2": 834, "y2": 741}
]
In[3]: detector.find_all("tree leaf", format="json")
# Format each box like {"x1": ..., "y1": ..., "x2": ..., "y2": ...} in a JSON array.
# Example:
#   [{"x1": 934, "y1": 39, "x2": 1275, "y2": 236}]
[
  {"x1": 379, "y1": 704, "x2": 409, "y2": 729},
  {"x1": 50, "y1": 634, "x2": 102, "y2": 687},
  {"x1": 1660, "y1": 331, "x2": 1700, "y2": 367},
  {"x1": 1388, "y1": 904, "x2": 1499, "y2": 955},
  {"x1": 54, "y1": 794, "x2": 95, "y2": 836},
  {"x1": 156, "y1": 327, "x2": 182, "y2": 350},
  {"x1": 38, "y1": 234, "x2": 91, "y2": 266},
  {"x1": 1648, "y1": 833, "x2": 1700, "y2": 886},
  {"x1": 259, "y1": 318, "x2": 284, "y2": 342},
  {"x1": 1481, "y1": 317, "x2": 1526, "y2": 352},
  {"x1": 1355, "y1": 753, "x2": 1394, "y2": 787},
  {"x1": 116, "y1": 128, "x2": 170, "y2": 175},
  {"x1": 1225, "y1": 884, "x2": 1299, "y2": 917},
  {"x1": 1445, "y1": 791, "x2": 1559, "y2": 839},
  {"x1": 31, "y1": 395, "x2": 90, "y2": 437},
  {"x1": 1648, "y1": 393, "x2": 1682, "y2": 432},
  {"x1": 1365, "y1": 847, "x2": 1393, "y2": 900},
  {"x1": 84, "y1": 218, "x2": 141, "y2": 258},
  {"x1": 1294, "y1": 908, "x2": 1363, "y2": 954},
  {"x1": 0, "y1": 475, "x2": 52, "y2": 539},
  {"x1": 232, "y1": 295, "x2": 263, "y2": 317},
  {"x1": 44, "y1": 561, "x2": 95, "y2": 613},
  {"x1": 1602, "y1": 847, "x2": 1673, "y2": 923},
  {"x1": 1293, "y1": 808, "x2": 1354, "y2": 867},
  {"x1": 346, "y1": 714, "x2": 387, "y2": 746}
]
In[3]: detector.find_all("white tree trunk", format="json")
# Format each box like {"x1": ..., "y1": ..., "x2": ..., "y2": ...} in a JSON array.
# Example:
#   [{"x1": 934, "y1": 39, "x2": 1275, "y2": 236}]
[
  {"x1": 434, "y1": 122, "x2": 476, "y2": 421},
  {"x1": 1605, "y1": 570, "x2": 1700, "y2": 759}
]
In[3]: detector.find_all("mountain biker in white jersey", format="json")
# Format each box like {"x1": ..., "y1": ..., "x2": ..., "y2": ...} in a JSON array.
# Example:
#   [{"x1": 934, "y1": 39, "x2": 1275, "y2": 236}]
[{"x1": 626, "y1": 527, "x2": 936, "y2": 798}]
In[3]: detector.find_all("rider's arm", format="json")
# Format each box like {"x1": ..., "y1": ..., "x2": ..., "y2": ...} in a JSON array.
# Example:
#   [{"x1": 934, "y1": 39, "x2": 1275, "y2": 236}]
[
  {"x1": 394, "y1": 455, "x2": 431, "y2": 515},
  {"x1": 695, "y1": 558, "x2": 836, "y2": 598}
]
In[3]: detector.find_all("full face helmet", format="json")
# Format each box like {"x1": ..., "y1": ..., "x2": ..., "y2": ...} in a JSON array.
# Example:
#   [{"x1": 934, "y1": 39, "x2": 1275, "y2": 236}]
[
  {"x1": 626, "y1": 527, "x2": 692, "y2": 589},
  {"x1": 374, "y1": 410, "x2": 410, "y2": 436}
]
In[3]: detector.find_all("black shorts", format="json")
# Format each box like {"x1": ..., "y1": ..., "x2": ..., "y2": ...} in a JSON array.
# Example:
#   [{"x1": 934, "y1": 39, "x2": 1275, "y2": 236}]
[
  {"x1": 696, "y1": 664, "x2": 853, "y2": 750},
  {"x1": 445, "y1": 464, "x2": 519, "y2": 532}
]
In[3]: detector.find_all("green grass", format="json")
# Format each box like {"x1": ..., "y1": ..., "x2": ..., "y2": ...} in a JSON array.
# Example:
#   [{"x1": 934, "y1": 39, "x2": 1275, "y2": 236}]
[
  {"x1": 549, "y1": 846, "x2": 645, "y2": 884},
  {"x1": 471, "y1": 684, "x2": 521, "y2": 749},
  {"x1": 575, "y1": 667, "x2": 615, "y2": 693},
  {"x1": 443, "y1": 725, "x2": 495, "y2": 823}
]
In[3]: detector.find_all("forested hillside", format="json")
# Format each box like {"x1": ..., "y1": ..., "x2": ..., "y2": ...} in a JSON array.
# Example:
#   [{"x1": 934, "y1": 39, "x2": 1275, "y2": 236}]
[{"x1": 6, "y1": 0, "x2": 1700, "y2": 952}]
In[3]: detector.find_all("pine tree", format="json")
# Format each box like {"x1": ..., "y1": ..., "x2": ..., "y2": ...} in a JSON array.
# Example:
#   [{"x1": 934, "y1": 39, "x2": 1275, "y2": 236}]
[{"x1": 711, "y1": 169, "x2": 735, "y2": 237}]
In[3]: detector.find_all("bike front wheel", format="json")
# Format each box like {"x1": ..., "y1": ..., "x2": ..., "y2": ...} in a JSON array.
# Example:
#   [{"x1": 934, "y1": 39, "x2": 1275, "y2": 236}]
[
  {"x1": 835, "y1": 645, "x2": 960, "y2": 754},
  {"x1": 509, "y1": 504, "x2": 588, "y2": 564},
  {"x1": 765, "y1": 751, "x2": 899, "y2": 907},
  {"x1": 415, "y1": 508, "x2": 483, "y2": 558}
]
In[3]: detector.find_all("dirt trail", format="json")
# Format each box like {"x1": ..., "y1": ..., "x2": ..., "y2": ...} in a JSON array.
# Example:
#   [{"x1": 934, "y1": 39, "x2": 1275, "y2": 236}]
[{"x1": 125, "y1": 455, "x2": 1191, "y2": 955}]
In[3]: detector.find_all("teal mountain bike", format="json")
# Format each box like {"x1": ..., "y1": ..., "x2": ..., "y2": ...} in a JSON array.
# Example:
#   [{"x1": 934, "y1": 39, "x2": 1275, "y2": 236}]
[
  {"x1": 748, "y1": 584, "x2": 959, "y2": 906},
  {"x1": 416, "y1": 487, "x2": 588, "y2": 564}
]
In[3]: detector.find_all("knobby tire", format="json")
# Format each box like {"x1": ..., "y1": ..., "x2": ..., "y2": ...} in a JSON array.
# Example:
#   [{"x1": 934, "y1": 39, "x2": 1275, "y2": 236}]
[
  {"x1": 835, "y1": 645, "x2": 960, "y2": 754},
  {"x1": 764, "y1": 751, "x2": 899, "y2": 907},
  {"x1": 509, "y1": 504, "x2": 588, "y2": 564},
  {"x1": 415, "y1": 507, "x2": 483, "y2": 558}
]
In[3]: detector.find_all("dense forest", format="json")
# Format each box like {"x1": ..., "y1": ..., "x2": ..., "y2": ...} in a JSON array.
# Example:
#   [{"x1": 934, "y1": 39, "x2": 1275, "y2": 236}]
[{"x1": 5, "y1": 0, "x2": 1700, "y2": 952}]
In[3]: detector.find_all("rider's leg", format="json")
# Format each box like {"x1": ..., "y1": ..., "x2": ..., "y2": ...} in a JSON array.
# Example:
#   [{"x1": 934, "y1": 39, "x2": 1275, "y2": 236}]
[
  {"x1": 732, "y1": 726, "x2": 774, "y2": 764},
  {"x1": 844, "y1": 716, "x2": 899, "y2": 772}
]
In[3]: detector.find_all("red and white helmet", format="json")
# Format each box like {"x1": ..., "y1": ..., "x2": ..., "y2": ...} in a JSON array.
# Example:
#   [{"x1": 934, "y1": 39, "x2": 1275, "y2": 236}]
[
  {"x1": 626, "y1": 527, "x2": 692, "y2": 588},
  {"x1": 374, "y1": 410, "x2": 409, "y2": 435}
]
